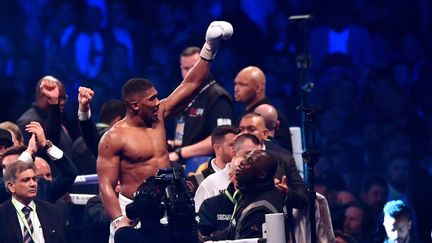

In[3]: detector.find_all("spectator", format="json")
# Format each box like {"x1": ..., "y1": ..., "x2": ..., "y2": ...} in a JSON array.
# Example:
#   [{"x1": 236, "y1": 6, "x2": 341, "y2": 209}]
[
  {"x1": 16, "y1": 76, "x2": 74, "y2": 177},
  {"x1": 0, "y1": 160, "x2": 67, "y2": 242},
  {"x1": 1, "y1": 121, "x2": 77, "y2": 204},
  {"x1": 0, "y1": 128, "x2": 14, "y2": 155},
  {"x1": 35, "y1": 156, "x2": 52, "y2": 181},
  {"x1": 360, "y1": 175, "x2": 389, "y2": 217},
  {"x1": 0, "y1": 121, "x2": 24, "y2": 146},
  {"x1": 383, "y1": 200, "x2": 421, "y2": 243},
  {"x1": 343, "y1": 201, "x2": 375, "y2": 242},
  {"x1": 359, "y1": 175, "x2": 389, "y2": 242},
  {"x1": 315, "y1": 170, "x2": 355, "y2": 231},
  {"x1": 232, "y1": 133, "x2": 262, "y2": 156},
  {"x1": 386, "y1": 157, "x2": 413, "y2": 202}
]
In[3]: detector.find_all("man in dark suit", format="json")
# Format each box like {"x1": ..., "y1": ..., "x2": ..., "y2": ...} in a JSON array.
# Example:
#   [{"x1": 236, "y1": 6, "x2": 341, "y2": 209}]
[
  {"x1": 238, "y1": 112, "x2": 308, "y2": 206},
  {"x1": 0, "y1": 121, "x2": 78, "y2": 204},
  {"x1": 0, "y1": 160, "x2": 66, "y2": 243},
  {"x1": 16, "y1": 76, "x2": 74, "y2": 177},
  {"x1": 238, "y1": 112, "x2": 308, "y2": 240}
]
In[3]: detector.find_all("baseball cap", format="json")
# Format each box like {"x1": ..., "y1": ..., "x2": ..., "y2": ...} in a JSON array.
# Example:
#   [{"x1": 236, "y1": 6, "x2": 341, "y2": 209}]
[{"x1": 0, "y1": 128, "x2": 13, "y2": 148}]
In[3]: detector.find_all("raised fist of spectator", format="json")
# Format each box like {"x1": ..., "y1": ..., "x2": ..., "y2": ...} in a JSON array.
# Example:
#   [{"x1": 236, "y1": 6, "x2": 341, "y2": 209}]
[
  {"x1": 40, "y1": 76, "x2": 60, "y2": 104},
  {"x1": 78, "y1": 86, "x2": 95, "y2": 112}
]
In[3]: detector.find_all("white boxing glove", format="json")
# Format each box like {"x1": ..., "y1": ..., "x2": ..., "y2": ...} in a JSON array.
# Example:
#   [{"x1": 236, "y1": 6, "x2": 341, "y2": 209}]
[{"x1": 200, "y1": 21, "x2": 233, "y2": 61}]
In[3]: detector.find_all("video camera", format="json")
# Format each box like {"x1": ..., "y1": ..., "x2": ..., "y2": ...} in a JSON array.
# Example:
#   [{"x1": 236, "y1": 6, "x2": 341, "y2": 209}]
[{"x1": 125, "y1": 167, "x2": 197, "y2": 242}]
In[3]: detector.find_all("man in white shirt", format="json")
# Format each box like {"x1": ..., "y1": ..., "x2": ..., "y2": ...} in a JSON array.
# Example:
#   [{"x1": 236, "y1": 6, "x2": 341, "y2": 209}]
[
  {"x1": 0, "y1": 160, "x2": 66, "y2": 243},
  {"x1": 194, "y1": 133, "x2": 262, "y2": 212},
  {"x1": 187, "y1": 125, "x2": 238, "y2": 193}
]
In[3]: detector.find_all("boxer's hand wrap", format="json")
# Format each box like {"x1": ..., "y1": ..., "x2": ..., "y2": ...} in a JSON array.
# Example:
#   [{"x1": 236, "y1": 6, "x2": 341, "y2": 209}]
[
  {"x1": 200, "y1": 21, "x2": 233, "y2": 61},
  {"x1": 111, "y1": 215, "x2": 125, "y2": 233}
]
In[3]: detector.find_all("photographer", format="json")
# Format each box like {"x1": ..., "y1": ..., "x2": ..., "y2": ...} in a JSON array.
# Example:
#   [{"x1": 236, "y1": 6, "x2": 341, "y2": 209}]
[{"x1": 115, "y1": 168, "x2": 197, "y2": 243}]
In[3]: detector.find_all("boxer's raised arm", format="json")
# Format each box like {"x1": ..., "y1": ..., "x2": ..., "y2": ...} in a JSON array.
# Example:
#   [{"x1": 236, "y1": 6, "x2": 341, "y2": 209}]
[{"x1": 161, "y1": 21, "x2": 233, "y2": 118}]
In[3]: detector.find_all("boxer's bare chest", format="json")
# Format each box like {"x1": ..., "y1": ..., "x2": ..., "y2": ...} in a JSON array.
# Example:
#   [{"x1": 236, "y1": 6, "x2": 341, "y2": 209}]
[{"x1": 120, "y1": 126, "x2": 167, "y2": 164}]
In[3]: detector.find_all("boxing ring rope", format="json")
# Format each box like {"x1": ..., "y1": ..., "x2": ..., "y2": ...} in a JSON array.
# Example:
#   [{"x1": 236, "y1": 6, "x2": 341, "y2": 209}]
[
  {"x1": 69, "y1": 174, "x2": 98, "y2": 205},
  {"x1": 73, "y1": 174, "x2": 98, "y2": 185}
]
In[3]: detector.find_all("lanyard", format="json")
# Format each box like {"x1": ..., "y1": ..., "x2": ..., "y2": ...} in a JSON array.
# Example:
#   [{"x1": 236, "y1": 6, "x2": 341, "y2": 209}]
[
  {"x1": 184, "y1": 80, "x2": 216, "y2": 112},
  {"x1": 224, "y1": 189, "x2": 239, "y2": 205},
  {"x1": 11, "y1": 199, "x2": 37, "y2": 242},
  {"x1": 225, "y1": 189, "x2": 240, "y2": 221}
]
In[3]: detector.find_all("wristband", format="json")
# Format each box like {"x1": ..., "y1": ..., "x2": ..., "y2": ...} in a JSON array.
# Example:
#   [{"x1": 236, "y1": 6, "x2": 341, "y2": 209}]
[
  {"x1": 174, "y1": 147, "x2": 184, "y2": 161},
  {"x1": 111, "y1": 215, "x2": 125, "y2": 232}
]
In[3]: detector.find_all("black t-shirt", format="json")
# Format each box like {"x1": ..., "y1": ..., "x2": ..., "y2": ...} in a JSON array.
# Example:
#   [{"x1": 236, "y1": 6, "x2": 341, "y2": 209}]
[{"x1": 177, "y1": 81, "x2": 233, "y2": 146}]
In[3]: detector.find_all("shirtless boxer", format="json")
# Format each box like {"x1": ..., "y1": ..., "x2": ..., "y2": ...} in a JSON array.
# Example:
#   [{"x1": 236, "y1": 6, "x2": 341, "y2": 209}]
[{"x1": 96, "y1": 21, "x2": 233, "y2": 240}]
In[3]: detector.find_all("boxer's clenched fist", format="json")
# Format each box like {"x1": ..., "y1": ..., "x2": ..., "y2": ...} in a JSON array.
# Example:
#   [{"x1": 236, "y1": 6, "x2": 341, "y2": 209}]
[{"x1": 200, "y1": 21, "x2": 233, "y2": 61}]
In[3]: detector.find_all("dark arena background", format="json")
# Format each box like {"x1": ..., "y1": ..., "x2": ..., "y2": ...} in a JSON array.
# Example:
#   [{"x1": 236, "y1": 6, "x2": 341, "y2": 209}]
[{"x1": 0, "y1": 0, "x2": 431, "y2": 242}]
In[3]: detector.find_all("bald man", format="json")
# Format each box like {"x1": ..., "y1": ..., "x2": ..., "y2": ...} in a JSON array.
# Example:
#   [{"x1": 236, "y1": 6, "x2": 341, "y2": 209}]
[
  {"x1": 238, "y1": 113, "x2": 308, "y2": 208},
  {"x1": 254, "y1": 104, "x2": 279, "y2": 138},
  {"x1": 234, "y1": 66, "x2": 291, "y2": 149},
  {"x1": 35, "y1": 157, "x2": 53, "y2": 181},
  {"x1": 254, "y1": 103, "x2": 292, "y2": 153}
]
